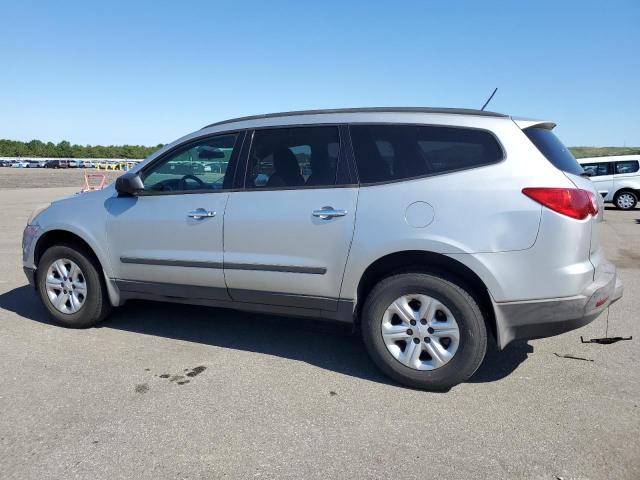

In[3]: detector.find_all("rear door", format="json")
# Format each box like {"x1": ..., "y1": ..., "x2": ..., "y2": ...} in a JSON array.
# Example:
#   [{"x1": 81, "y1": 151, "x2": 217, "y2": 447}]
[
  {"x1": 613, "y1": 159, "x2": 640, "y2": 188},
  {"x1": 581, "y1": 162, "x2": 614, "y2": 201},
  {"x1": 223, "y1": 125, "x2": 358, "y2": 310}
]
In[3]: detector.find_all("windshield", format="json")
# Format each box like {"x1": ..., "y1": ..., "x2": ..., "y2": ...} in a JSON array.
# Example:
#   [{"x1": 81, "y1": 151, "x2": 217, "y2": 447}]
[{"x1": 524, "y1": 127, "x2": 584, "y2": 176}]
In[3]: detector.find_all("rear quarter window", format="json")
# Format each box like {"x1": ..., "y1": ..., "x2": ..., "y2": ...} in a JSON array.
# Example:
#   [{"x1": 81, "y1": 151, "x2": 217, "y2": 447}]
[
  {"x1": 524, "y1": 127, "x2": 584, "y2": 176},
  {"x1": 349, "y1": 124, "x2": 503, "y2": 184},
  {"x1": 615, "y1": 161, "x2": 639, "y2": 174}
]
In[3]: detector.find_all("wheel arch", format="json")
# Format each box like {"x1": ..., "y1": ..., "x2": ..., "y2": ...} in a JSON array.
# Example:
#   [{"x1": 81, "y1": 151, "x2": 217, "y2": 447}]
[
  {"x1": 33, "y1": 229, "x2": 121, "y2": 306},
  {"x1": 613, "y1": 188, "x2": 639, "y2": 208},
  {"x1": 353, "y1": 250, "x2": 497, "y2": 339},
  {"x1": 613, "y1": 187, "x2": 639, "y2": 198}
]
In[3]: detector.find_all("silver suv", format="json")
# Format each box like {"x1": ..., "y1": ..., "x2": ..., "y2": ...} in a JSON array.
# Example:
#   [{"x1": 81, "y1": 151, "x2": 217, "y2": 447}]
[{"x1": 22, "y1": 108, "x2": 623, "y2": 390}]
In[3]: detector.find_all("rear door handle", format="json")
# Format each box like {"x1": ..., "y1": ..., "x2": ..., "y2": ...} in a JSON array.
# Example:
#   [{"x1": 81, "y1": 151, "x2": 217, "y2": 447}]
[
  {"x1": 312, "y1": 206, "x2": 347, "y2": 219},
  {"x1": 188, "y1": 208, "x2": 216, "y2": 220}
]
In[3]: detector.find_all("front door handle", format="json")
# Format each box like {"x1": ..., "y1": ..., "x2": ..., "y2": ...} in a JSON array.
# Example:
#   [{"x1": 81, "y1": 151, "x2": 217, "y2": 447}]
[
  {"x1": 188, "y1": 208, "x2": 216, "y2": 220},
  {"x1": 312, "y1": 206, "x2": 347, "y2": 220}
]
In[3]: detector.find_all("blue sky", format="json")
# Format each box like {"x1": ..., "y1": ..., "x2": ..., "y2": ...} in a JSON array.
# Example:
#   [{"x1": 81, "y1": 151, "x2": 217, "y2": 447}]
[{"x1": 0, "y1": 0, "x2": 638, "y2": 146}]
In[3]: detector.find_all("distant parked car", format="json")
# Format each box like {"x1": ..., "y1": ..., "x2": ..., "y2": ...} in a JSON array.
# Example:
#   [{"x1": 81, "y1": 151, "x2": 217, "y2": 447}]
[
  {"x1": 26, "y1": 160, "x2": 42, "y2": 168},
  {"x1": 44, "y1": 160, "x2": 69, "y2": 169},
  {"x1": 580, "y1": 155, "x2": 640, "y2": 210},
  {"x1": 81, "y1": 160, "x2": 95, "y2": 168},
  {"x1": 11, "y1": 160, "x2": 29, "y2": 168}
]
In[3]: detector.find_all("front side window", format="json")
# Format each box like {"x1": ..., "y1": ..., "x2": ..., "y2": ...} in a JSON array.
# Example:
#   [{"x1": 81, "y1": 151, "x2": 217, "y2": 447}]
[
  {"x1": 246, "y1": 127, "x2": 340, "y2": 189},
  {"x1": 615, "y1": 160, "x2": 639, "y2": 174},
  {"x1": 141, "y1": 134, "x2": 239, "y2": 193},
  {"x1": 581, "y1": 162, "x2": 611, "y2": 177},
  {"x1": 350, "y1": 124, "x2": 503, "y2": 184}
]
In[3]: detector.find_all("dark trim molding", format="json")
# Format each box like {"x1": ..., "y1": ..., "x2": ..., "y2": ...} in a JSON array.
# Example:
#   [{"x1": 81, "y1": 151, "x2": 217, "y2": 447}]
[
  {"x1": 225, "y1": 262, "x2": 326, "y2": 275},
  {"x1": 120, "y1": 257, "x2": 326, "y2": 275},
  {"x1": 120, "y1": 257, "x2": 224, "y2": 269}
]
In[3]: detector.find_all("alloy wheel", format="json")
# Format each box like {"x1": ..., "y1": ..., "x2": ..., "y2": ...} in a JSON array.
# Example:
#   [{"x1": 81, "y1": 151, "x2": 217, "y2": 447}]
[{"x1": 45, "y1": 258, "x2": 87, "y2": 314}]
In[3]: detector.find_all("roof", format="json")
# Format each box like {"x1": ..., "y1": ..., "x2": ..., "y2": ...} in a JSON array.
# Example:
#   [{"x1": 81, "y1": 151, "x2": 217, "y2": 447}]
[
  {"x1": 577, "y1": 154, "x2": 640, "y2": 163},
  {"x1": 202, "y1": 107, "x2": 508, "y2": 129}
]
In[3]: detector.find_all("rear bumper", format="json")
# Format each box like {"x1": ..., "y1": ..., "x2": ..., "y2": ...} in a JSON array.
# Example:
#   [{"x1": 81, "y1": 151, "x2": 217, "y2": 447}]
[{"x1": 493, "y1": 261, "x2": 623, "y2": 348}]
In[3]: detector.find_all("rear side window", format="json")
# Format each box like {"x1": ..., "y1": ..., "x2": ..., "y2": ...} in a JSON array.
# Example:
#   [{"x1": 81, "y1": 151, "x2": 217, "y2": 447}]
[
  {"x1": 524, "y1": 127, "x2": 584, "y2": 176},
  {"x1": 581, "y1": 162, "x2": 612, "y2": 177},
  {"x1": 349, "y1": 124, "x2": 503, "y2": 184},
  {"x1": 246, "y1": 126, "x2": 341, "y2": 189},
  {"x1": 615, "y1": 161, "x2": 639, "y2": 174}
]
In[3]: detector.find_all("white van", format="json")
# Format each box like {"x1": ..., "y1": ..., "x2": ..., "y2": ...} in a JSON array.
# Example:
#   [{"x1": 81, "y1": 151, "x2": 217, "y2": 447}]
[{"x1": 580, "y1": 155, "x2": 640, "y2": 210}]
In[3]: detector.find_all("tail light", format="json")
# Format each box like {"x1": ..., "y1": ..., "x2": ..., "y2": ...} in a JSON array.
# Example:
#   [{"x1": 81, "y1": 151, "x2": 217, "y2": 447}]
[{"x1": 522, "y1": 188, "x2": 598, "y2": 220}]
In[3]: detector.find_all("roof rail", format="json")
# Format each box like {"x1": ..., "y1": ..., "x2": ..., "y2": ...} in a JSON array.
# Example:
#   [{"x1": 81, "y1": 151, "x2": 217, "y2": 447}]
[{"x1": 202, "y1": 107, "x2": 508, "y2": 129}]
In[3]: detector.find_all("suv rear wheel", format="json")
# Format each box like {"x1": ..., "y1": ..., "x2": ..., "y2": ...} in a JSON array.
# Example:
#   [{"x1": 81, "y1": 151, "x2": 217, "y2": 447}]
[
  {"x1": 614, "y1": 191, "x2": 637, "y2": 210},
  {"x1": 37, "y1": 243, "x2": 112, "y2": 328},
  {"x1": 361, "y1": 272, "x2": 487, "y2": 390}
]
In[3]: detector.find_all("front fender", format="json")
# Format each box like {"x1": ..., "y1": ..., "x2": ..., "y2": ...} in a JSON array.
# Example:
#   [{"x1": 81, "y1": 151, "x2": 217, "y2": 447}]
[{"x1": 26, "y1": 188, "x2": 115, "y2": 278}]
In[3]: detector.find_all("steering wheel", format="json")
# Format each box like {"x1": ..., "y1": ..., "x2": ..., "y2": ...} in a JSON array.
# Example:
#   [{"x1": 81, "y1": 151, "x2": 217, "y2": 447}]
[
  {"x1": 150, "y1": 179, "x2": 175, "y2": 192},
  {"x1": 180, "y1": 174, "x2": 206, "y2": 190}
]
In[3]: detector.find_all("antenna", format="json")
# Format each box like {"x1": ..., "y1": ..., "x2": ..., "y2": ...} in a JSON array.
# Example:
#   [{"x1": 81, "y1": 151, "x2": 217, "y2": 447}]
[{"x1": 480, "y1": 88, "x2": 498, "y2": 111}]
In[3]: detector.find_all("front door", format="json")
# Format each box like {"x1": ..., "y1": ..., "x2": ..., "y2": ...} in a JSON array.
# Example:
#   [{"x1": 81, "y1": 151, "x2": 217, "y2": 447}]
[
  {"x1": 223, "y1": 126, "x2": 358, "y2": 310},
  {"x1": 106, "y1": 131, "x2": 243, "y2": 300}
]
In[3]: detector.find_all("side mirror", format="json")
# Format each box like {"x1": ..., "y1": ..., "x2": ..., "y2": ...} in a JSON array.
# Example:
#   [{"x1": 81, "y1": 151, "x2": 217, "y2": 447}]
[
  {"x1": 582, "y1": 170, "x2": 594, "y2": 177},
  {"x1": 115, "y1": 172, "x2": 144, "y2": 196}
]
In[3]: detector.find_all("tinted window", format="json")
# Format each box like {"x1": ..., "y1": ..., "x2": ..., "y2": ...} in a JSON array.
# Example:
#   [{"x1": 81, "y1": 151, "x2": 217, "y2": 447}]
[
  {"x1": 142, "y1": 133, "x2": 238, "y2": 192},
  {"x1": 247, "y1": 127, "x2": 340, "y2": 188},
  {"x1": 615, "y1": 160, "x2": 639, "y2": 174},
  {"x1": 349, "y1": 125, "x2": 502, "y2": 184},
  {"x1": 581, "y1": 162, "x2": 611, "y2": 177},
  {"x1": 524, "y1": 127, "x2": 584, "y2": 175}
]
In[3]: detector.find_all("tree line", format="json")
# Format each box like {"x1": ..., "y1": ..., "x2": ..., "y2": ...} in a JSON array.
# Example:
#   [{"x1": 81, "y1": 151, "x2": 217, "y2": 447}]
[
  {"x1": 1, "y1": 138, "x2": 638, "y2": 160},
  {"x1": 0, "y1": 139, "x2": 164, "y2": 159}
]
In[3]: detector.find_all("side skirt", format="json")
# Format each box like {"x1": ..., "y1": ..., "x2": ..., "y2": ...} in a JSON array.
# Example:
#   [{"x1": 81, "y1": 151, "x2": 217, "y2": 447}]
[{"x1": 114, "y1": 279, "x2": 355, "y2": 323}]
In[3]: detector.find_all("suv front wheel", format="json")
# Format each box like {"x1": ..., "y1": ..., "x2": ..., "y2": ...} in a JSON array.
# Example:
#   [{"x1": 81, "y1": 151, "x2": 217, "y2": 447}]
[
  {"x1": 37, "y1": 243, "x2": 112, "y2": 328},
  {"x1": 361, "y1": 272, "x2": 487, "y2": 390}
]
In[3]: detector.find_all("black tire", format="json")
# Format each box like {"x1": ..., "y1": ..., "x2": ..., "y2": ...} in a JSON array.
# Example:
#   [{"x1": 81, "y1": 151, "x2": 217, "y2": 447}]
[
  {"x1": 614, "y1": 190, "x2": 638, "y2": 210},
  {"x1": 361, "y1": 272, "x2": 487, "y2": 391},
  {"x1": 37, "y1": 243, "x2": 112, "y2": 328}
]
